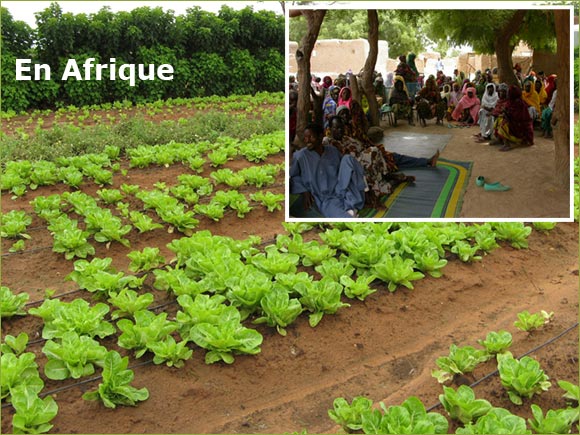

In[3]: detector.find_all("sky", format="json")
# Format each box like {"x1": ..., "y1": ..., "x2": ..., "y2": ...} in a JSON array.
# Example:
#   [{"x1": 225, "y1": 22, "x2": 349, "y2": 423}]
[{"x1": 2, "y1": 1, "x2": 283, "y2": 27}]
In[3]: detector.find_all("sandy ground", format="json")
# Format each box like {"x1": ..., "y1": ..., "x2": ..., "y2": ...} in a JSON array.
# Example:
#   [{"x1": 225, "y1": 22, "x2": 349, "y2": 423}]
[{"x1": 377, "y1": 117, "x2": 572, "y2": 219}]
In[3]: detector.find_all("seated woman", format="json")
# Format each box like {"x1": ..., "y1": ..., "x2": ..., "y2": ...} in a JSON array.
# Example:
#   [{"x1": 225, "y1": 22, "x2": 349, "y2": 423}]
[
  {"x1": 522, "y1": 78, "x2": 540, "y2": 122},
  {"x1": 446, "y1": 83, "x2": 461, "y2": 121},
  {"x1": 388, "y1": 75, "x2": 414, "y2": 125},
  {"x1": 451, "y1": 87, "x2": 480, "y2": 125},
  {"x1": 476, "y1": 83, "x2": 498, "y2": 141},
  {"x1": 416, "y1": 76, "x2": 447, "y2": 126},
  {"x1": 338, "y1": 86, "x2": 353, "y2": 109},
  {"x1": 541, "y1": 81, "x2": 557, "y2": 138},
  {"x1": 495, "y1": 85, "x2": 534, "y2": 152}
]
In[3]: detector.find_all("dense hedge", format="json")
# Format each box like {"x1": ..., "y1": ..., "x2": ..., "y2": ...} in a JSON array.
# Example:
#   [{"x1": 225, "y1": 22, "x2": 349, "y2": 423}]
[{"x1": 1, "y1": 4, "x2": 284, "y2": 112}]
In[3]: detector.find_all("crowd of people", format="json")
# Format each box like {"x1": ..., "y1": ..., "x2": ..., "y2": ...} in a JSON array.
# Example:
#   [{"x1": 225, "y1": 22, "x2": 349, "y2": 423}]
[{"x1": 289, "y1": 54, "x2": 558, "y2": 218}]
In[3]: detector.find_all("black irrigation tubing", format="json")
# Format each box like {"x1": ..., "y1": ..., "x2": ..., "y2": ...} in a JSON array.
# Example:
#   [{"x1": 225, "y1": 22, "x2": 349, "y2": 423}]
[
  {"x1": 425, "y1": 321, "x2": 580, "y2": 413},
  {"x1": 1, "y1": 358, "x2": 155, "y2": 410}
]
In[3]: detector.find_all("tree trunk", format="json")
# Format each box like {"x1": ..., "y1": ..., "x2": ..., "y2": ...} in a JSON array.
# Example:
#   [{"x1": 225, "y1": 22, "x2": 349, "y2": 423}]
[
  {"x1": 553, "y1": 9, "x2": 570, "y2": 188},
  {"x1": 494, "y1": 10, "x2": 526, "y2": 86},
  {"x1": 361, "y1": 10, "x2": 380, "y2": 127},
  {"x1": 293, "y1": 9, "x2": 326, "y2": 147}
]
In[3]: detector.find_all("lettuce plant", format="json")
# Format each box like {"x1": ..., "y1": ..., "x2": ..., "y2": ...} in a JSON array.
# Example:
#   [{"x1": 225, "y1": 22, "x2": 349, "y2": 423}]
[
  {"x1": 66, "y1": 257, "x2": 143, "y2": 296},
  {"x1": 96, "y1": 188, "x2": 124, "y2": 204},
  {"x1": 194, "y1": 202, "x2": 226, "y2": 221},
  {"x1": 558, "y1": 380, "x2": 580, "y2": 424},
  {"x1": 1, "y1": 210, "x2": 32, "y2": 239},
  {"x1": 492, "y1": 222, "x2": 532, "y2": 249},
  {"x1": 413, "y1": 249, "x2": 447, "y2": 278},
  {"x1": 42, "y1": 331, "x2": 108, "y2": 380},
  {"x1": 30, "y1": 194, "x2": 63, "y2": 221},
  {"x1": 532, "y1": 222, "x2": 557, "y2": 232},
  {"x1": 9, "y1": 239, "x2": 26, "y2": 252},
  {"x1": 108, "y1": 289, "x2": 154, "y2": 320},
  {"x1": 450, "y1": 240, "x2": 482, "y2": 262},
  {"x1": 439, "y1": 385, "x2": 492, "y2": 424},
  {"x1": 117, "y1": 310, "x2": 178, "y2": 358},
  {"x1": 50, "y1": 217, "x2": 95, "y2": 260},
  {"x1": 432, "y1": 344, "x2": 489, "y2": 383},
  {"x1": 189, "y1": 319, "x2": 263, "y2": 364},
  {"x1": 477, "y1": 330, "x2": 512, "y2": 356},
  {"x1": 340, "y1": 274, "x2": 377, "y2": 301},
  {"x1": 456, "y1": 407, "x2": 530, "y2": 434},
  {"x1": 295, "y1": 278, "x2": 350, "y2": 327},
  {"x1": 250, "y1": 245, "x2": 300, "y2": 276},
  {"x1": 315, "y1": 257, "x2": 355, "y2": 283},
  {"x1": 361, "y1": 396, "x2": 448, "y2": 434},
  {"x1": 514, "y1": 310, "x2": 553, "y2": 332},
  {"x1": 170, "y1": 184, "x2": 200, "y2": 205},
  {"x1": 253, "y1": 286, "x2": 303, "y2": 336},
  {"x1": 149, "y1": 336, "x2": 193, "y2": 368},
  {"x1": 371, "y1": 254, "x2": 424, "y2": 292},
  {"x1": 29, "y1": 161, "x2": 58, "y2": 189},
  {"x1": 188, "y1": 155, "x2": 206, "y2": 173},
  {"x1": 1, "y1": 333, "x2": 29, "y2": 356},
  {"x1": 497, "y1": 352, "x2": 551, "y2": 405},
  {"x1": 59, "y1": 166, "x2": 84, "y2": 188},
  {"x1": 127, "y1": 247, "x2": 166, "y2": 273},
  {"x1": 152, "y1": 267, "x2": 204, "y2": 297},
  {"x1": 0, "y1": 286, "x2": 30, "y2": 317},
  {"x1": 82, "y1": 351, "x2": 149, "y2": 408},
  {"x1": 129, "y1": 211, "x2": 164, "y2": 233},
  {"x1": 84, "y1": 207, "x2": 132, "y2": 247},
  {"x1": 1, "y1": 352, "x2": 43, "y2": 402},
  {"x1": 11, "y1": 385, "x2": 58, "y2": 434},
  {"x1": 472, "y1": 223, "x2": 499, "y2": 253},
  {"x1": 250, "y1": 191, "x2": 285, "y2": 212},
  {"x1": 28, "y1": 299, "x2": 115, "y2": 340},
  {"x1": 225, "y1": 267, "x2": 273, "y2": 320},
  {"x1": 328, "y1": 396, "x2": 374, "y2": 432},
  {"x1": 527, "y1": 404, "x2": 576, "y2": 434}
]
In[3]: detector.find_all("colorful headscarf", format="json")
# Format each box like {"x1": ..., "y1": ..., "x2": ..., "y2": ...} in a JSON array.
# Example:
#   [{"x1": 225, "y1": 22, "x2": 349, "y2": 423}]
[{"x1": 338, "y1": 87, "x2": 353, "y2": 109}]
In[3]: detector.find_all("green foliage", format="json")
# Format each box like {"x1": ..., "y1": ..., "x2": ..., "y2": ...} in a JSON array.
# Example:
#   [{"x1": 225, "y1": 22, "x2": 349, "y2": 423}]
[
  {"x1": 117, "y1": 310, "x2": 177, "y2": 358},
  {"x1": 82, "y1": 350, "x2": 149, "y2": 408},
  {"x1": 528, "y1": 404, "x2": 576, "y2": 434},
  {"x1": 1, "y1": 333, "x2": 30, "y2": 356},
  {"x1": 0, "y1": 286, "x2": 30, "y2": 317},
  {"x1": 1, "y1": 352, "x2": 43, "y2": 402},
  {"x1": 514, "y1": 310, "x2": 553, "y2": 332},
  {"x1": 107, "y1": 289, "x2": 155, "y2": 320},
  {"x1": 439, "y1": 385, "x2": 493, "y2": 424},
  {"x1": 11, "y1": 385, "x2": 58, "y2": 434},
  {"x1": 127, "y1": 247, "x2": 166, "y2": 273},
  {"x1": 361, "y1": 396, "x2": 449, "y2": 434},
  {"x1": 456, "y1": 407, "x2": 531, "y2": 434},
  {"x1": 42, "y1": 331, "x2": 108, "y2": 380},
  {"x1": 295, "y1": 277, "x2": 350, "y2": 327},
  {"x1": 497, "y1": 352, "x2": 551, "y2": 405},
  {"x1": 1, "y1": 210, "x2": 32, "y2": 239},
  {"x1": 432, "y1": 344, "x2": 489, "y2": 383},
  {"x1": 477, "y1": 330, "x2": 512, "y2": 356},
  {"x1": 328, "y1": 396, "x2": 374, "y2": 432},
  {"x1": 28, "y1": 298, "x2": 115, "y2": 340},
  {"x1": 253, "y1": 287, "x2": 303, "y2": 336}
]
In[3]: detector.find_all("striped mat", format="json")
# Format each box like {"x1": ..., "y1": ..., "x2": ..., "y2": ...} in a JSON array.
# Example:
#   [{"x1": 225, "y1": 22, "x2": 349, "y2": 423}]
[{"x1": 358, "y1": 158, "x2": 472, "y2": 218}]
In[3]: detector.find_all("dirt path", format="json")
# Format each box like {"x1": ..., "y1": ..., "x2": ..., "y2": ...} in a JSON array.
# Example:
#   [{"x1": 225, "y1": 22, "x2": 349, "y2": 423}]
[{"x1": 377, "y1": 118, "x2": 572, "y2": 219}]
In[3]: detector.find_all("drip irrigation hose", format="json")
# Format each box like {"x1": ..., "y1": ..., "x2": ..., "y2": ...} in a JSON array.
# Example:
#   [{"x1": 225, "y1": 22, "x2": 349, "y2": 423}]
[
  {"x1": 1, "y1": 358, "x2": 155, "y2": 410},
  {"x1": 425, "y1": 321, "x2": 579, "y2": 412}
]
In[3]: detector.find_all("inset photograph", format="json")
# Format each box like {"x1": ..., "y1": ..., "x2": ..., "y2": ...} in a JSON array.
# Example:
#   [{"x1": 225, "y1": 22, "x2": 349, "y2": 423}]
[{"x1": 287, "y1": 4, "x2": 574, "y2": 220}]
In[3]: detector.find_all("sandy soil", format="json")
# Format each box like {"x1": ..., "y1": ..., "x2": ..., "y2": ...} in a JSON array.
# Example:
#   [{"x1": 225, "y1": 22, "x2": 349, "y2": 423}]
[{"x1": 376, "y1": 117, "x2": 572, "y2": 219}]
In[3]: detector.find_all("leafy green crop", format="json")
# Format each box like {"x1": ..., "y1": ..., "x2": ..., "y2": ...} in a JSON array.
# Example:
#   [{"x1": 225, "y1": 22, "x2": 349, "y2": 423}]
[
  {"x1": 315, "y1": 257, "x2": 355, "y2": 283},
  {"x1": 456, "y1": 407, "x2": 531, "y2": 434},
  {"x1": 42, "y1": 331, "x2": 108, "y2": 380},
  {"x1": 492, "y1": 223, "x2": 532, "y2": 249},
  {"x1": 66, "y1": 257, "x2": 144, "y2": 296},
  {"x1": 189, "y1": 320, "x2": 263, "y2": 364},
  {"x1": 361, "y1": 396, "x2": 448, "y2": 434},
  {"x1": 49, "y1": 217, "x2": 95, "y2": 260},
  {"x1": 28, "y1": 298, "x2": 115, "y2": 340},
  {"x1": 84, "y1": 207, "x2": 132, "y2": 247},
  {"x1": 532, "y1": 222, "x2": 557, "y2": 232},
  {"x1": 108, "y1": 289, "x2": 155, "y2": 320},
  {"x1": 11, "y1": 385, "x2": 58, "y2": 434},
  {"x1": 250, "y1": 245, "x2": 300, "y2": 276},
  {"x1": 149, "y1": 336, "x2": 193, "y2": 368},
  {"x1": 439, "y1": 385, "x2": 492, "y2": 424},
  {"x1": 296, "y1": 278, "x2": 350, "y2": 327},
  {"x1": 82, "y1": 350, "x2": 149, "y2": 408},
  {"x1": 1, "y1": 286, "x2": 30, "y2": 317},
  {"x1": 250, "y1": 191, "x2": 285, "y2": 212},
  {"x1": 129, "y1": 211, "x2": 164, "y2": 233},
  {"x1": 432, "y1": 344, "x2": 489, "y2": 383},
  {"x1": 1, "y1": 352, "x2": 43, "y2": 402},
  {"x1": 328, "y1": 396, "x2": 374, "y2": 432},
  {"x1": 1, "y1": 333, "x2": 29, "y2": 356},
  {"x1": 477, "y1": 330, "x2": 512, "y2": 356},
  {"x1": 340, "y1": 274, "x2": 377, "y2": 301},
  {"x1": 127, "y1": 247, "x2": 166, "y2": 273},
  {"x1": 253, "y1": 286, "x2": 303, "y2": 336},
  {"x1": 225, "y1": 267, "x2": 273, "y2": 320},
  {"x1": 1, "y1": 210, "x2": 32, "y2": 239},
  {"x1": 371, "y1": 255, "x2": 424, "y2": 292},
  {"x1": 117, "y1": 310, "x2": 178, "y2": 358},
  {"x1": 527, "y1": 404, "x2": 576, "y2": 434},
  {"x1": 514, "y1": 310, "x2": 553, "y2": 332},
  {"x1": 96, "y1": 188, "x2": 124, "y2": 204},
  {"x1": 497, "y1": 352, "x2": 551, "y2": 405}
]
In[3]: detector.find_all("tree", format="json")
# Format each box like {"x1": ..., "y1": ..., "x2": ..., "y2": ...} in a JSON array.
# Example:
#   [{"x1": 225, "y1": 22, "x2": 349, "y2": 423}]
[
  {"x1": 553, "y1": 9, "x2": 570, "y2": 187},
  {"x1": 360, "y1": 10, "x2": 380, "y2": 127},
  {"x1": 290, "y1": 9, "x2": 326, "y2": 145}
]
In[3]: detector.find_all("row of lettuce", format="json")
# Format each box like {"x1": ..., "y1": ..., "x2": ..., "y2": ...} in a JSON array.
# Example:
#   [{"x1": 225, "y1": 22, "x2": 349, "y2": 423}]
[
  {"x1": 328, "y1": 312, "x2": 579, "y2": 434},
  {"x1": 0, "y1": 220, "x2": 561, "y2": 433}
]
